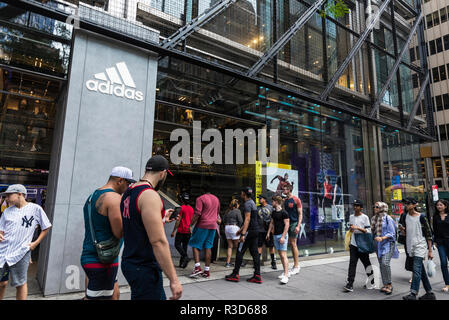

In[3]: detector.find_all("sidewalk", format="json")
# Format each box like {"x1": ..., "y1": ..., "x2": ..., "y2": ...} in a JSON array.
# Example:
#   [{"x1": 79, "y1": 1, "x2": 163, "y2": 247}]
[{"x1": 18, "y1": 249, "x2": 449, "y2": 300}]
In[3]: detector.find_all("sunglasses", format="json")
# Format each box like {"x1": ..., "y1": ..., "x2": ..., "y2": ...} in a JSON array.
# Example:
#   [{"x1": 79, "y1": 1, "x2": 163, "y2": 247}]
[{"x1": 373, "y1": 206, "x2": 380, "y2": 209}]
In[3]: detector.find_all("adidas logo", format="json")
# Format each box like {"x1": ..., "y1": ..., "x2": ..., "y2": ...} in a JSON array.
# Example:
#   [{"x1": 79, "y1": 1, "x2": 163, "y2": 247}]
[{"x1": 85, "y1": 62, "x2": 144, "y2": 102}]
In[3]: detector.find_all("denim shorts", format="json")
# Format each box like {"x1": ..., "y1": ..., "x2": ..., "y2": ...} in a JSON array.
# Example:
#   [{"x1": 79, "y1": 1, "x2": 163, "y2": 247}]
[
  {"x1": 188, "y1": 227, "x2": 216, "y2": 249},
  {"x1": 274, "y1": 234, "x2": 289, "y2": 251},
  {"x1": 0, "y1": 250, "x2": 31, "y2": 287}
]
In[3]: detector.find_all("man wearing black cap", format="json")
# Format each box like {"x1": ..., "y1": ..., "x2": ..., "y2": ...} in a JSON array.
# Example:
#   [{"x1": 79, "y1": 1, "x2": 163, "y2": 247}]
[
  {"x1": 257, "y1": 195, "x2": 277, "y2": 270},
  {"x1": 343, "y1": 199, "x2": 374, "y2": 293},
  {"x1": 171, "y1": 193, "x2": 194, "y2": 269},
  {"x1": 225, "y1": 187, "x2": 263, "y2": 283},
  {"x1": 399, "y1": 198, "x2": 436, "y2": 300},
  {"x1": 120, "y1": 155, "x2": 182, "y2": 300}
]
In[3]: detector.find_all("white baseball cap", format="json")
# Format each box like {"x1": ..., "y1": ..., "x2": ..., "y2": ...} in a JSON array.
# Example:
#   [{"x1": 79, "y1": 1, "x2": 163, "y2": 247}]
[
  {"x1": 110, "y1": 166, "x2": 136, "y2": 183},
  {"x1": 1, "y1": 184, "x2": 27, "y2": 196}
]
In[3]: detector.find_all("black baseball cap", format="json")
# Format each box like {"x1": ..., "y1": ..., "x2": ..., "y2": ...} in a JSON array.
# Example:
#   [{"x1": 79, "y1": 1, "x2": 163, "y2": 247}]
[
  {"x1": 353, "y1": 199, "x2": 363, "y2": 207},
  {"x1": 402, "y1": 198, "x2": 418, "y2": 205},
  {"x1": 241, "y1": 186, "x2": 253, "y2": 197},
  {"x1": 257, "y1": 194, "x2": 267, "y2": 200},
  {"x1": 145, "y1": 155, "x2": 173, "y2": 176},
  {"x1": 181, "y1": 192, "x2": 190, "y2": 200}
]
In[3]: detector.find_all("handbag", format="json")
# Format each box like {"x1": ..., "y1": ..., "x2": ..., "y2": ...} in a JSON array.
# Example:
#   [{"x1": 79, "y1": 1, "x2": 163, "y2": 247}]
[
  {"x1": 344, "y1": 230, "x2": 351, "y2": 251},
  {"x1": 87, "y1": 193, "x2": 121, "y2": 264},
  {"x1": 354, "y1": 232, "x2": 375, "y2": 254}
]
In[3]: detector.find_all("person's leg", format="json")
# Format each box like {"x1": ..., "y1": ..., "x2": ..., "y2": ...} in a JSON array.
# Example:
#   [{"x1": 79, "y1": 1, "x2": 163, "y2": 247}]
[
  {"x1": 182, "y1": 233, "x2": 190, "y2": 260},
  {"x1": 112, "y1": 281, "x2": 120, "y2": 300},
  {"x1": 288, "y1": 223, "x2": 300, "y2": 269},
  {"x1": 226, "y1": 239, "x2": 234, "y2": 264},
  {"x1": 420, "y1": 260, "x2": 433, "y2": 293},
  {"x1": 378, "y1": 256, "x2": 388, "y2": 288},
  {"x1": 358, "y1": 251, "x2": 374, "y2": 287},
  {"x1": 232, "y1": 237, "x2": 249, "y2": 275},
  {"x1": 247, "y1": 232, "x2": 261, "y2": 276},
  {"x1": 279, "y1": 250, "x2": 289, "y2": 276},
  {"x1": 174, "y1": 233, "x2": 186, "y2": 257},
  {"x1": 347, "y1": 245, "x2": 359, "y2": 286},
  {"x1": 437, "y1": 244, "x2": 449, "y2": 287},
  {"x1": 0, "y1": 281, "x2": 7, "y2": 300},
  {"x1": 211, "y1": 232, "x2": 219, "y2": 263},
  {"x1": 410, "y1": 256, "x2": 423, "y2": 295},
  {"x1": 16, "y1": 283, "x2": 27, "y2": 300},
  {"x1": 193, "y1": 248, "x2": 201, "y2": 264},
  {"x1": 204, "y1": 249, "x2": 212, "y2": 268}
]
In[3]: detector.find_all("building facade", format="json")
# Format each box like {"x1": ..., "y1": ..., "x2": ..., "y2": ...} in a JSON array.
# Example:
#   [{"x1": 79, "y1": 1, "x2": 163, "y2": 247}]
[
  {"x1": 0, "y1": 0, "x2": 435, "y2": 296},
  {"x1": 418, "y1": 0, "x2": 449, "y2": 193}
]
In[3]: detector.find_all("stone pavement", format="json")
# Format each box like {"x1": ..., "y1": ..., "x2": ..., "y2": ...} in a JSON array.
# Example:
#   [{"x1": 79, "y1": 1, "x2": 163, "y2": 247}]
[{"x1": 19, "y1": 248, "x2": 449, "y2": 300}]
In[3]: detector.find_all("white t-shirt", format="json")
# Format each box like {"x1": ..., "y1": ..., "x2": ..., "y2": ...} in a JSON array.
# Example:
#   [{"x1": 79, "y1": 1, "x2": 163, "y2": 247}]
[
  {"x1": 349, "y1": 213, "x2": 371, "y2": 247},
  {"x1": 405, "y1": 214, "x2": 428, "y2": 258},
  {"x1": 0, "y1": 203, "x2": 52, "y2": 267}
]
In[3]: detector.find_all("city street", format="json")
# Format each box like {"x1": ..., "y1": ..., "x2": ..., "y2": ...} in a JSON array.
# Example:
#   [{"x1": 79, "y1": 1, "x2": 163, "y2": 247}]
[{"x1": 21, "y1": 249, "x2": 449, "y2": 301}]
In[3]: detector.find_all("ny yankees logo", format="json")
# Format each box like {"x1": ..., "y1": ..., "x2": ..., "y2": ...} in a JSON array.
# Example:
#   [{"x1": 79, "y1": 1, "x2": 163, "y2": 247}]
[{"x1": 22, "y1": 216, "x2": 34, "y2": 228}]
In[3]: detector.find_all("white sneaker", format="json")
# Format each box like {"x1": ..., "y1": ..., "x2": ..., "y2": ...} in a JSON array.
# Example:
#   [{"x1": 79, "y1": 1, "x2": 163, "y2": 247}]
[
  {"x1": 278, "y1": 272, "x2": 291, "y2": 279},
  {"x1": 290, "y1": 266, "x2": 300, "y2": 275},
  {"x1": 280, "y1": 275, "x2": 289, "y2": 284}
]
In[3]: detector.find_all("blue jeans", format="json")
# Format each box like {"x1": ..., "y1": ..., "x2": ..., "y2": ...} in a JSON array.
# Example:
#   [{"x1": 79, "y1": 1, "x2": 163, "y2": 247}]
[
  {"x1": 437, "y1": 241, "x2": 449, "y2": 285},
  {"x1": 410, "y1": 256, "x2": 432, "y2": 295}
]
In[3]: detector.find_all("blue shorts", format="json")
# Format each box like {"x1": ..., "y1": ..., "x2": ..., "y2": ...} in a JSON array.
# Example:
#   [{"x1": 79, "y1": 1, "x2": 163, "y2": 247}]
[
  {"x1": 82, "y1": 262, "x2": 118, "y2": 300},
  {"x1": 121, "y1": 260, "x2": 166, "y2": 300},
  {"x1": 188, "y1": 227, "x2": 216, "y2": 250},
  {"x1": 274, "y1": 234, "x2": 289, "y2": 251},
  {"x1": 0, "y1": 268, "x2": 9, "y2": 282}
]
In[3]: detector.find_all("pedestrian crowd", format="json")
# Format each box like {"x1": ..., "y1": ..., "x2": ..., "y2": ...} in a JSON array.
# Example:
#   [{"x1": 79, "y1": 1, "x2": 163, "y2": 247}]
[{"x1": 0, "y1": 155, "x2": 448, "y2": 301}]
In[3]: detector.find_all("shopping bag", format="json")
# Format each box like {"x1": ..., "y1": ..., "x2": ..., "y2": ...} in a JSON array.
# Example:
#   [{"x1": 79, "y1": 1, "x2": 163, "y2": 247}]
[
  {"x1": 354, "y1": 233, "x2": 375, "y2": 254},
  {"x1": 426, "y1": 259, "x2": 436, "y2": 277},
  {"x1": 344, "y1": 230, "x2": 352, "y2": 251}
]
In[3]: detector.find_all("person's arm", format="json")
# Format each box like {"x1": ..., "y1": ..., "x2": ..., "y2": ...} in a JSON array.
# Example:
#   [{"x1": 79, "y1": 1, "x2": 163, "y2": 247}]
[
  {"x1": 29, "y1": 228, "x2": 50, "y2": 250},
  {"x1": 139, "y1": 190, "x2": 182, "y2": 300},
  {"x1": 237, "y1": 212, "x2": 250, "y2": 242},
  {"x1": 266, "y1": 219, "x2": 274, "y2": 239},
  {"x1": 295, "y1": 198, "x2": 303, "y2": 234},
  {"x1": 30, "y1": 207, "x2": 52, "y2": 250},
  {"x1": 189, "y1": 214, "x2": 200, "y2": 234},
  {"x1": 0, "y1": 215, "x2": 5, "y2": 241},
  {"x1": 237, "y1": 210, "x2": 243, "y2": 227},
  {"x1": 105, "y1": 193, "x2": 123, "y2": 239},
  {"x1": 171, "y1": 214, "x2": 182, "y2": 238},
  {"x1": 0, "y1": 230, "x2": 5, "y2": 242},
  {"x1": 280, "y1": 218, "x2": 290, "y2": 243}
]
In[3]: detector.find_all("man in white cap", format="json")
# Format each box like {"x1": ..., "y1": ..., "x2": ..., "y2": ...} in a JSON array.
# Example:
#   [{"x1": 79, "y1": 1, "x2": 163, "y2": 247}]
[
  {"x1": 80, "y1": 166, "x2": 135, "y2": 300},
  {"x1": 0, "y1": 184, "x2": 52, "y2": 300}
]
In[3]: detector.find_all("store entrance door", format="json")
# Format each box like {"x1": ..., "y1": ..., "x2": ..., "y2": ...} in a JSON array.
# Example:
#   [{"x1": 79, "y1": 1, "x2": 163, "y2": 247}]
[{"x1": 0, "y1": 66, "x2": 64, "y2": 299}]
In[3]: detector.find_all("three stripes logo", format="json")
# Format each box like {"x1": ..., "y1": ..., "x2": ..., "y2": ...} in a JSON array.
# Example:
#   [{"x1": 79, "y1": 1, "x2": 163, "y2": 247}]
[{"x1": 85, "y1": 62, "x2": 144, "y2": 102}]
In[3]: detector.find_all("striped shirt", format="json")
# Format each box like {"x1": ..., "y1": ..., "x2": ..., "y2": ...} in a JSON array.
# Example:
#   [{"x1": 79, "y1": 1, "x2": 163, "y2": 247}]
[{"x1": 0, "y1": 202, "x2": 52, "y2": 267}]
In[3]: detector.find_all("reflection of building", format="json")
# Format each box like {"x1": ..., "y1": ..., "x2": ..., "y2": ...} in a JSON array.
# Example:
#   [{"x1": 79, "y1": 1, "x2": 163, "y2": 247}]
[{"x1": 3, "y1": 0, "x2": 434, "y2": 298}]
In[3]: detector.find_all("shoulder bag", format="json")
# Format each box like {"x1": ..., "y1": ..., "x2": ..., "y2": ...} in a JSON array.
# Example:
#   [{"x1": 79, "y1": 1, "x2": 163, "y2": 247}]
[{"x1": 87, "y1": 193, "x2": 121, "y2": 264}]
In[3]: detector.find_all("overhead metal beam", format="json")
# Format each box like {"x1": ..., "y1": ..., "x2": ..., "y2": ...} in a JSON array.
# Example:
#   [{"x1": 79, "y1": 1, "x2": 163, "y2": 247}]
[
  {"x1": 406, "y1": 72, "x2": 429, "y2": 130},
  {"x1": 161, "y1": 0, "x2": 238, "y2": 49},
  {"x1": 5, "y1": 0, "x2": 435, "y2": 141},
  {"x1": 319, "y1": 0, "x2": 392, "y2": 101},
  {"x1": 369, "y1": 12, "x2": 423, "y2": 118},
  {"x1": 246, "y1": 0, "x2": 326, "y2": 78},
  {"x1": 396, "y1": 0, "x2": 418, "y2": 17}
]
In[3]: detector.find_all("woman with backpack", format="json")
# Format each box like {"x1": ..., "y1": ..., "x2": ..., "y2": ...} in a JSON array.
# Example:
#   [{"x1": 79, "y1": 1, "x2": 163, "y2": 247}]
[
  {"x1": 433, "y1": 199, "x2": 449, "y2": 293},
  {"x1": 371, "y1": 201, "x2": 399, "y2": 295}
]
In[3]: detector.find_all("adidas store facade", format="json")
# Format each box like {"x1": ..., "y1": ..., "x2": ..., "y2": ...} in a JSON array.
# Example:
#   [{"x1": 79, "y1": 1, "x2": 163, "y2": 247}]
[{"x1": 1, "y1": 1, "x2": 433, "y2": 298}]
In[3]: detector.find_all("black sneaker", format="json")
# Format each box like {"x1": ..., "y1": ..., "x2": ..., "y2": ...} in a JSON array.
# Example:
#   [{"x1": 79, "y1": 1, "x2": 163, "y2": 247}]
[
  {"x1": 343, "y1": 283, "x2": 353, "y2": 292},
  {"x1": 181, "y1": 257, "x2": 190, "y2": 269},
  {"x1": 225, "y1": 273, "x2": 240, "y2": 282},
  {"x1": 271, "y1": 260, "x2": 277, "y2": 270},
  {"x1": 403, "y1": 293, "x2": 417, "y2": 300},
  {"x1": 419, "y1": 292, "x2": 437, "y2": 300},
  {"x1": 247, "y1": 274, "x2": 263, "y2": 284}
]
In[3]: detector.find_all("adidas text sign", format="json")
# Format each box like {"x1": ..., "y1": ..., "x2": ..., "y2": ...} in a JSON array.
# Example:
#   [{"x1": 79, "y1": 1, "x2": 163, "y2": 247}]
[{"x1": 86, "y1": 62, "x2": 144, "y2": 102}]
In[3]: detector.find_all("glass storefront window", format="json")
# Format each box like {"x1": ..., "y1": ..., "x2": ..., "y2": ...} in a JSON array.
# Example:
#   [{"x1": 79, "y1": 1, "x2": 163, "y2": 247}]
[{"x1": 156, "y1": 57, "x2": 368, "y2": 257}]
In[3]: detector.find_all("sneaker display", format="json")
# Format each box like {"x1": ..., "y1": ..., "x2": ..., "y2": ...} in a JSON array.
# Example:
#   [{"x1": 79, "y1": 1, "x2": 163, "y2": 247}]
[
  {"x1": 343, "y1": 283, "x2": 353, "y2": 292},
  {"x1": 419, "y1": 292, "x2": 437, "y2": 300},
  {"x1": 201, "y1": 270, "x2": 210, "y2": 278},
  {"x1": 280, "y1": 275, "x2": 289, "y2": 284},
  {"x1": 271, "y1": 261, "x2": 277, "y2": 270},
  {"x1": 225, "y1": 273, "x2": 240, "y2": 282},
  {"x1": 190, "y1": 265, "x2": 202, "y2": 278},
  {"x1": 402, "y1": 293, "x2": 417, "y2": 300},
  {"x1": 278, "y1": 272, "x2": 291, "y2": 279},
  {"x1": 290, "y1": 266, "x2": 300, "y2": 275},
  {"x1": 247, "y1": 275, "x2": 263, "y2": 284}
]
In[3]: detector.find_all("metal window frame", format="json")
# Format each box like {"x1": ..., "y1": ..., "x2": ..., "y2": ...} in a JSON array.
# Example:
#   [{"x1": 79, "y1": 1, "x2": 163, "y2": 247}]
[
  {"x1": 4, "y1": 0, "x2": 435, "y2": 142},
  {"x1": 406, "y1": 72, "x2": 429, "y2": 130},
  {"x1": 369, "y1": 11, "x2": 423, "y2": 118},
  {"x1": 320, "y1": 0, "x2": 393, "y2": 101}
]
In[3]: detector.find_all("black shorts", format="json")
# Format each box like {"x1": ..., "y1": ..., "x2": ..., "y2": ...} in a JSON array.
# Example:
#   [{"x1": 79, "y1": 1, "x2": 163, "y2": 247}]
[
  {"x1": 258, "y1": 231, "x2": 274, "y2": 248},
  {"x1": 82, "y1": 262, "x2": 118, "y2": 300},
  {"x1": 121, "y1": 260, "x2": 166, "y2": 300}
]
